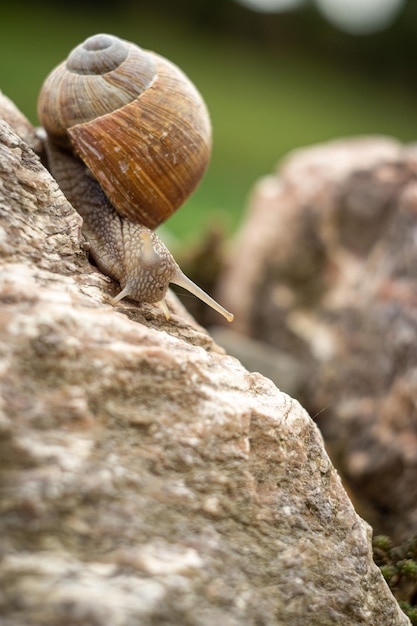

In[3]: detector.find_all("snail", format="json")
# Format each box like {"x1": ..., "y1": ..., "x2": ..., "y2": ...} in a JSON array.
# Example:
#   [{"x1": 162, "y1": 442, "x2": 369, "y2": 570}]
[{"x1": 37, "y1": 33, "x2": 233, "y2": 322}]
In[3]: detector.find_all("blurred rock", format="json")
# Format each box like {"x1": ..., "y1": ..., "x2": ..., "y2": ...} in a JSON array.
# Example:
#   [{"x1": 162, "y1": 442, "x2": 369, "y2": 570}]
[
  {"x1": 210, "y1": 325, "x2": 307, "y2": 399},
  {"x1": 218, "y1": 136, "x2": 417, "y2": 541},
  {"x1": 0, "y1": 106, "x2": 409, "y2": 624}
]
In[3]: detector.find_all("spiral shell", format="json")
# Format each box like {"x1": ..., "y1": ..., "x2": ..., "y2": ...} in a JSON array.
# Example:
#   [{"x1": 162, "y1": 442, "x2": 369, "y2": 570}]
[{"x1": 37, "y1": 33, "x2": 212, "y2": 229}]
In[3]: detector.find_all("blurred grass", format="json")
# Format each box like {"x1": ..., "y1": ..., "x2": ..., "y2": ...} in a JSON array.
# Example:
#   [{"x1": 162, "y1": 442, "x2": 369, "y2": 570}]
[{"x1": 1, "y1": 2, "x2": 417, "y2": 242}]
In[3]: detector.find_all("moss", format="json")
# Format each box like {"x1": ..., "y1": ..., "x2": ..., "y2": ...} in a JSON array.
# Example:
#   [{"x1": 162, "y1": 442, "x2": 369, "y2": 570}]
[{"x1": 373, "y1": 534, "x2": 417, "y2": 625}]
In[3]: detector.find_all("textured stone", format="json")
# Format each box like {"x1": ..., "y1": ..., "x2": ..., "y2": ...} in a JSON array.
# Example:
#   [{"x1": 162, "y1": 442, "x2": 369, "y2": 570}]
[
  {"x1": 0, "y1": 103, "x2": 409, "y2": 624},
  {"x1": 0, "y1": 91, "x2": 43, "y2": 154},
  {"x1": 219, "y1": 136, "x2": 417, "y2": 541}
]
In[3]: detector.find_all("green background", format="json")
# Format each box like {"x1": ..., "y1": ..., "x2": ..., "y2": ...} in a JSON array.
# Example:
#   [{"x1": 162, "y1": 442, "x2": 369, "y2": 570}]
[{"x1": 1, "y1": 0, "x2": 416, "y2": 244}]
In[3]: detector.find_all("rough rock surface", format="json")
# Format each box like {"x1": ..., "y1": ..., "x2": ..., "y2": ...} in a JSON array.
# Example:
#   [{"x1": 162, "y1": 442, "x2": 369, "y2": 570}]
[
  {"x1": 218, "y1": 136, "x2": 417, "y2": 541},
  {"x1": 0, "y1": 104, "x2": 410, "y2": 625}
]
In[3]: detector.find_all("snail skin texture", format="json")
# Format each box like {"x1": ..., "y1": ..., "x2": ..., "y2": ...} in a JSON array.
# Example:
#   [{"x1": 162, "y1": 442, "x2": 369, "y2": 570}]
[{"x1": 38, "y1": 33, "x2": 233, "y2": 322}]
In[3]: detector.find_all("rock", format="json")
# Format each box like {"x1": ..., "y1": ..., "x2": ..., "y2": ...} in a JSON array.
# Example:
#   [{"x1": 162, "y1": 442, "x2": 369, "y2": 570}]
[
  {"x1": 0, "y1": 90, "x2": 43, "y2": 154},
  {"x1": 210, "y1": 325, "x2": 307, "y2": 399},
  {"x1": 0, "y1": 103, "x2": 409, "y2": 624},
  {"x1": 218, "y1": 136, "x2": 417, "y2": 541}
]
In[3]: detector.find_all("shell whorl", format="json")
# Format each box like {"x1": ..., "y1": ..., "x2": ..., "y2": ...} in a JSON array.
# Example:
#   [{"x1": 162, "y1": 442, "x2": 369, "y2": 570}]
[
  {"x1": 37, "y1": 33, "x2": 212, "y2": 228},
  {"x1": 37, "y1": 34, "x2": 156, "y2": 145}
]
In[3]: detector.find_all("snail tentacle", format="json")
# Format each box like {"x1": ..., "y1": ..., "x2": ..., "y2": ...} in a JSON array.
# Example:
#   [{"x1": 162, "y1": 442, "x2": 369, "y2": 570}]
[{"x1": 171, "y1": 270, "x2": 234, "y2": 323}]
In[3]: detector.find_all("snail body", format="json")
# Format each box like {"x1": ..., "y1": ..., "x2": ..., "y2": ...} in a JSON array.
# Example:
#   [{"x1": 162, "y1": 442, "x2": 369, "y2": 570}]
[{"x1": 38, "y1": 33, "x2": 233, "y2": 322}]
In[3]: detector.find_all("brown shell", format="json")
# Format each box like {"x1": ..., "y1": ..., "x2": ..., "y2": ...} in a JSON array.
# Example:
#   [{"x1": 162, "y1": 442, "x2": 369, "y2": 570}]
[{"x1": 38, "y1": 34, "x2": 212, "y2": 229}]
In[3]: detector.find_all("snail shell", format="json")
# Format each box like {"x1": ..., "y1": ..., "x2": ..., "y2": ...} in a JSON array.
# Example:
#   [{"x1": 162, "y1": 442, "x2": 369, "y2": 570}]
[
  {"x1": 37, "y1": 33, "x2": 212, "y2": 229},
  {"x1": 37, "y1": 34, "x2": 233, "y2": 322}
]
